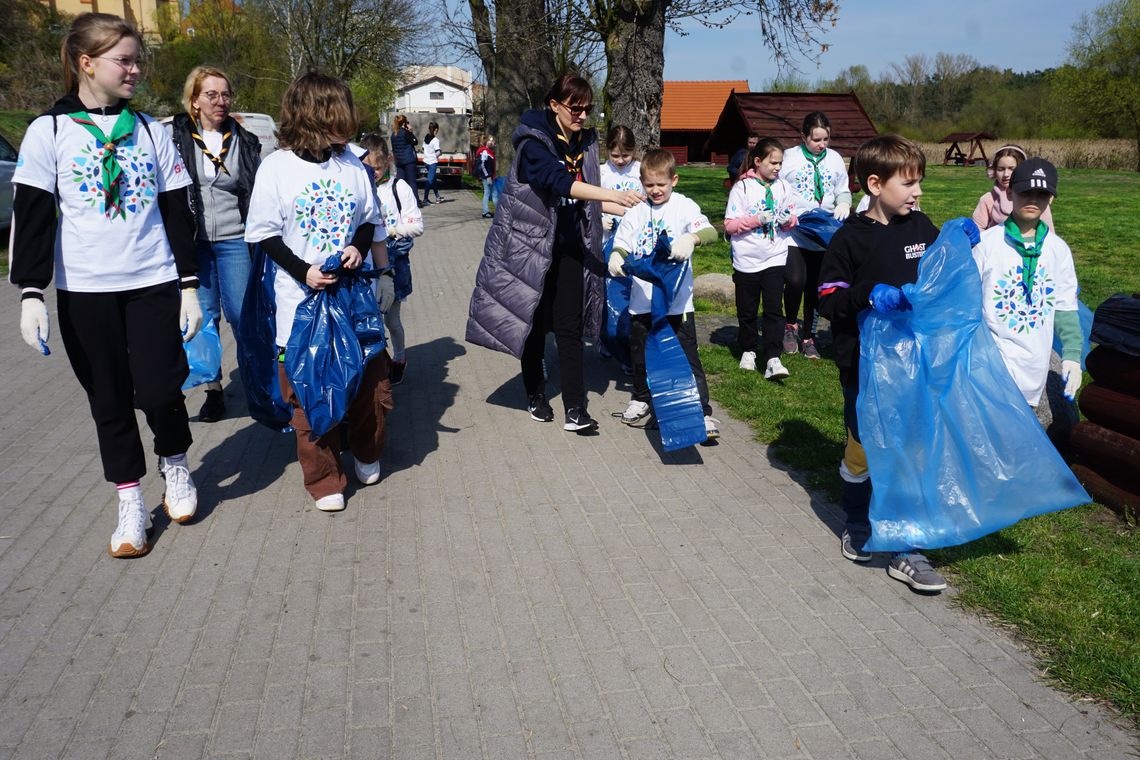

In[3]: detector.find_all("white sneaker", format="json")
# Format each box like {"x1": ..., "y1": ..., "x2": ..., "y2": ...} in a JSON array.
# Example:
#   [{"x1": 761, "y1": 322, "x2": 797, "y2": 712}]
[
  {"x1": 160, "y1": 455, "x2": 197, "y2": 524},
  {"x1": 704, "y1": 416, "x2": 721, "y2": 439},
  {"x1": 354, "y1": 457, "x2": 381, "y2": 485},
  {"x1": 739, "y1": 351, "x2": 757, "y2": 371},
  {"x1": 110, "y1": 492, "x2": 151, "y2": 558},
  {"x1": 621, "y1": 400, "x2": 650, "y2": 425},
  {"x1": 315, "y1": 493, "x2": 346, "y2": 512},
  {"x1": 764, "y1": 357, "x2": 790, "y2": 380}
]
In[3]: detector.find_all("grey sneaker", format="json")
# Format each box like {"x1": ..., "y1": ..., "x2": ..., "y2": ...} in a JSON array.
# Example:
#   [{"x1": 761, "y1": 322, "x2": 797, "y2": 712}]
[
  {"x1": 802, "y1": 339, "x2": 821, "y2": 360},
  {"x1": 888, "y1": 553, "x2": 947, "y2": 592},
  {"x1": 841, "y1": 530, "x2": 872, "y2": 562},
  {"x1": 782, "y1": 323, "x2": 800, "y2": 354}
]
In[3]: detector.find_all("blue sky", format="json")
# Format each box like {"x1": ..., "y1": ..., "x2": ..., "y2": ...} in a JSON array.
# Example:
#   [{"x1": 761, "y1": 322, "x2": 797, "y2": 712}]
[{"x1": 663, "y1": 0, "x2": 1089, "y2": 85}]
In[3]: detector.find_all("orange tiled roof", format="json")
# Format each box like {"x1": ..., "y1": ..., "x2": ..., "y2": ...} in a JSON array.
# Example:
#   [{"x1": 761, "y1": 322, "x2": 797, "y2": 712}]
[{"x1": 661, "y1": 80, "x2": 749, "y2": 131}]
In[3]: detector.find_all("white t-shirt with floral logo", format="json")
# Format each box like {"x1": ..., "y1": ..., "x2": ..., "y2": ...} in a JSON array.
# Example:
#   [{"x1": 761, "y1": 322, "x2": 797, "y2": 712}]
[
  {"x1": 724, "y1": 176, "x2": 796, "y2": 272},
  {"x1": 13, "y1": 111, "x2": 191, "y2": 292},
  {"x1": 245, "y1": 149, "x2": 380, "y2": 344},
  {"x1": 779, "y1": 146, "x2": 848, "y2": 213},
  {"x1": 376, "y1": 177, "x2": 423, "y2": 238},
  {"x1": 600, "y1": 160, "x2": 643, "y2": 246},
  {"x1": 972, "y1": 224, "x2": 1079, "y2": 407},
  {"x1": 611, "y1": 192, "x2": 711, "y2": 316}
]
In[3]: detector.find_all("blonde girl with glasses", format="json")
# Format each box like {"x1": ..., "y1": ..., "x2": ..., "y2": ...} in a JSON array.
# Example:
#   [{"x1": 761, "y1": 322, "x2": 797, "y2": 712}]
[
  {"x1": 10, "y1": 13, "x2": 203, "y2": 558},
  {"x1": 170, "y1": 65, "x2": 264, "y2": 423}
]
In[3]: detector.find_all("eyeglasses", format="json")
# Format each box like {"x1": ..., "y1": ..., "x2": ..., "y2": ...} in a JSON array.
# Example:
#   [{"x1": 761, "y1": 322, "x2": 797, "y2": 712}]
[
  {"x1": 201, "y1": 90, "x2": 234, "y2": 103},
  {"x1": 559, "y1": 102, "x2": 593, "y2": 117},
  {"x1": 97, "y1": 56, "x2": 143, "y2": 72}
]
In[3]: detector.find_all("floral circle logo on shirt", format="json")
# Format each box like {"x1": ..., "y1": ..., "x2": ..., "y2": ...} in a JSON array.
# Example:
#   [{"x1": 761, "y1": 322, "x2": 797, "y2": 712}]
[
  {"x1": 69, "y1": 142, "x2": 157, "y2": 218},
  {"x1": 294, "y1": 179, "x2": 358, "y2": 254},
  {"x1": 634, "y1": 217, "x2": 669, "y2": 258},
  {"x1": 991, "y1": 265, "x2": 1056, "y2": 333},
  {"x1": 611, "y1": 177, "x2": 642, "y2": 193},
  {"x1": 791, "y1": 166, "x2": 836, "y2": 203}
]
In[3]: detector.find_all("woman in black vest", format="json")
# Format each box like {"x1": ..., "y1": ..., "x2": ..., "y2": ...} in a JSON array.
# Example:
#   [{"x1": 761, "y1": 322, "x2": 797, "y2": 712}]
[
  {"x1": 466, "y1": 74, "x2": 642, "y2": 433},
  {"x1": 170, "y1": 65, "x2": 262, "y2": 422}
]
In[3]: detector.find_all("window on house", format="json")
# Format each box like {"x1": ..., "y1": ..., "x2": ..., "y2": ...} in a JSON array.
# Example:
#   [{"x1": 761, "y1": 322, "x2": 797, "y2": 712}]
[{"x1": 429, "y1": 92, "x2": 444, "y2": 100}]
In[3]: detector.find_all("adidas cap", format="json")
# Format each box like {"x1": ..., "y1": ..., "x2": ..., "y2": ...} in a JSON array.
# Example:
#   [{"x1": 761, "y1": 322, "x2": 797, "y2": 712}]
[{"x1": 1010, "y1": 157, "x2": 1058, "y2": 197}]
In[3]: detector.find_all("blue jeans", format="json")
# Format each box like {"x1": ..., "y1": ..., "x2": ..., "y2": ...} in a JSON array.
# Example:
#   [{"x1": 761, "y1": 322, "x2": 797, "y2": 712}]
[
  {"x1": 196, "y1": 238, "x2": 251, "y2": 383},
  {"x1": 481, "y1": 176, "x2": 500, "y2": 214},
  {"x1": 423, "y1": 164, "x2": 439, "y2": 201}
]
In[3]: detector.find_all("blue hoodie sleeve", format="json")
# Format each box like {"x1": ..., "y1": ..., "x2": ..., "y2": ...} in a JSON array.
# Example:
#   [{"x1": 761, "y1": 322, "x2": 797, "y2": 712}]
[{"x1": 517, "y1": 139, "x2": 575, "y2": 199}]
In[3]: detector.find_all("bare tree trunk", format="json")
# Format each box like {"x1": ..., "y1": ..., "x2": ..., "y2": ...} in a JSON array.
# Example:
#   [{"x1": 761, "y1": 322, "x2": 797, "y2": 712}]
[
  {"x1": 469, "y1": 0, "x2": 555, "y2": 163},
  {"x1": 603, "y1": 0, "x2": 666, "y2": 147}
]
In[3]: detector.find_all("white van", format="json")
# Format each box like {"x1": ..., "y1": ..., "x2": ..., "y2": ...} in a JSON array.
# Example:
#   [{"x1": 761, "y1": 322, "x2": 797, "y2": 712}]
[{"x1": 232, "y1": 113, "x2": 278, "y2": 159}]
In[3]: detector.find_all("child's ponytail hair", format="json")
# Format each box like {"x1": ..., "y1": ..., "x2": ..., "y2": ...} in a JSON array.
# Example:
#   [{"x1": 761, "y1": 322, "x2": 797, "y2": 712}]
[
  {"x1": 360, "y1": 132, "x2": 391, "y2": 163},
  {"x1": 987, "y1": 144, "x2": 1028, "y2": 179},
  {"x1": 748, "y1": 137, "x2": 784, "y2": 168},
  {"x1": 61, "y1": 13, "x2": 143, "y2": 94},
  {"x1": 606, "y1": 125, "x2": 636, "y2": 153}
]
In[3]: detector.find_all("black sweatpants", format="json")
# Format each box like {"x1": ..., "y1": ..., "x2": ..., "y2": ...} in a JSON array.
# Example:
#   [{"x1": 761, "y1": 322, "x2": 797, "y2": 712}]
[
  {"x1": 733, "y1": 266, "x2": 786, "y2": 361},
  {"x1": 57, "y1": 282, "x2": 192, "y2": 484},
  {"x1": 784, "y1": 245, "x2": 823, "y2": 338},
  {"x1": 521, "y1": 242, "x2": 586, "y2": 411},
  {"x1": 629, "y1": 311, "x2": 711, "y2": 417}
]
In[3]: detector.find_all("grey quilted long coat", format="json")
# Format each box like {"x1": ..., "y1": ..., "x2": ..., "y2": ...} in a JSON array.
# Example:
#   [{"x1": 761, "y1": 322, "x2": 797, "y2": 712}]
[{"x1": 465, "y1": 113, "x2": 604, "y2": 358}]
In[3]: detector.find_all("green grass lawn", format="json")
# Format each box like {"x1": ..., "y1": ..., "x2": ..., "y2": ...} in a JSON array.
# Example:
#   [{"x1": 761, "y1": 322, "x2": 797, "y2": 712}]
[{"x1": 680, "y1": 162, "x2": 1140, "y2": 724}]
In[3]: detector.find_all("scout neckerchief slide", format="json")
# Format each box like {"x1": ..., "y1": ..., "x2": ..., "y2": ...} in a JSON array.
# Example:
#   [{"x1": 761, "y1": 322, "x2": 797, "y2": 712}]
[
  {"x1": 68, "y1": 107, "x2": 137, "y2": 219},
  {"x1": 190, "y1": 117, "x2": 233, "y2": 175},
  {"x1": 1003, "y1": 218, "x2": 1048, "y2": 302},
  {"x1": 621, "y1": 229, "x2": 707, "y2": 451},
  {"x1": 800, "y1": 144, "x2": 826, "y2": 203}
]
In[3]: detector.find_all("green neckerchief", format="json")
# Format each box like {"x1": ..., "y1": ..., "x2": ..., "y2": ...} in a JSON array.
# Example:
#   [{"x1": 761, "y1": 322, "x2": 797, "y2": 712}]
[
  {"x1": 752, "y1": 176, "x2": 776, "y2": 240},
  {"x1": 68, "y1": 108, "x2": 137, "y2": 219},
  {"x1": 800, "y1": 144, "x2": 826, "y2": 203},
  {"x1": 1003, "y1": 218, "x2": 1049, "y2": 303}
]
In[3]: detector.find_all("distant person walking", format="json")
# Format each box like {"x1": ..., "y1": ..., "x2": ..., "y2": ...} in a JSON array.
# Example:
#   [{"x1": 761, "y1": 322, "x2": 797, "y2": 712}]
[
  {"x1": 466, "y1": 73, "x2": 642, "y2": 434},
  {"x1": 170, "y1": 65, "x2": 262, "y2": 423},
  {"x1": 474, "y1": 134, "x2": 498, "y2": 218},
  {"x1": 421, "y1": 121, "x2": 444, "y2": 205},
  {"x1": 390, "y1": 114, "x2": 418, "y2": 197}
]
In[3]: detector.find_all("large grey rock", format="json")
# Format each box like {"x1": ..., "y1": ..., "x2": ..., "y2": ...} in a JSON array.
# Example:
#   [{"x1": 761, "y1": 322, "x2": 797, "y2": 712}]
[{"x1": 693, "y1": 272, "x2": 734, "y2": 307}]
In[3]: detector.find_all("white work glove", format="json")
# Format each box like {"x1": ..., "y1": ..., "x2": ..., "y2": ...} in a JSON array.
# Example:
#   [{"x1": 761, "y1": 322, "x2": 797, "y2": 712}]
[
  {"x1": 832, "y1": 202, "x2": 851, "y2": 221},
  {"x1": 20, "y1": 299, "x2": 50, "y2": 355},
  {"x1": 607, "y1": 251, "x2": 626, "y2": 277},
  {"x1": 377, "y1": 273, "x2": 396, "y2": 313},
  {"x1": 393, "y1": 223, "x2": 419, "y2": 238},
  {"x1": 669, "y1": 234, "x2": 696, "y2": 262},
  {"x1": 602, "y1": 214, "x2": 618, "y2": 232},
  {"x1": 1061, "y1": 359, "x2": 1083, "y2": 401},
  {"x1": 180, "y1": 288, "x2": 202, "y2": 343},
  {"x1": 755, "y1": 208, "x2": 775, "y2": 226}
]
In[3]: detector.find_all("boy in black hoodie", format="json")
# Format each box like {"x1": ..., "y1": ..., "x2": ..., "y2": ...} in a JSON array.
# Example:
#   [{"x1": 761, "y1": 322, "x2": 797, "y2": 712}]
[{"x1": 817, "y1": 135, "x2": 947, "y2": 592}]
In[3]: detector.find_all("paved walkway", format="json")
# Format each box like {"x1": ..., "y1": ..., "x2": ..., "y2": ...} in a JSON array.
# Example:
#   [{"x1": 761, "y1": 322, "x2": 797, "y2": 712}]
[{"x1": 0, "y1": 190, "x2": 1135, "y2": 760}]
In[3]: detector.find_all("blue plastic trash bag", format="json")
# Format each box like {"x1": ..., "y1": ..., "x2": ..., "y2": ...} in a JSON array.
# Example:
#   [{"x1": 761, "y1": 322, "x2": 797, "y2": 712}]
[
  {"x1": 238, "y1": 245, "x2": 293, "y2": 431},
  {"x1": 602, "y1": 274, "x2": 633, "y2": 368},
  {"x1": 791, "y1": 208, "x2": 843, "y2": 250},
  {"x1": 387, "y1": 236, "x2": 414, "y2": 301},
  {"x1": 858, "y1": 218, "x2": 1090, "y2": 552},
  {"x1": 285, "y1": 254, "x2": 387, "y2": 439},
  {"x1": 182, "y1": 317, "x2": 222, "y2": 391},
  {"x1": 623, "y1": 231, "x2": 707, "y2": 451}
]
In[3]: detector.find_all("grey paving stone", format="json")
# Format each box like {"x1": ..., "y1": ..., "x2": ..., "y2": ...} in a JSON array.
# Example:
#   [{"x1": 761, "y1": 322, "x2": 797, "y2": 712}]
[{"x1": 0, "y1": 188, "x2": 1133, "y2": 759}]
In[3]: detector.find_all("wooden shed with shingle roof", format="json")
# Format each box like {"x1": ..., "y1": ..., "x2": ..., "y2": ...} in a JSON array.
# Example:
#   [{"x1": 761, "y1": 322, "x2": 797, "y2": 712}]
[
  {"x1": 659, "y1": 80, "x2": 750, "y2": 164},
  {"x1": 705, "y1": 91, "x2": 879, "y2": 161}
]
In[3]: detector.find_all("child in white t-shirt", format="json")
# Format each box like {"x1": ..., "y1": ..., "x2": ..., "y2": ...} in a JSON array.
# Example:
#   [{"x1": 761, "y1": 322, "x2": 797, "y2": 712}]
[
  {"x1": 360, "y1": 133, "x2": 425, "y2": 386},
  {"x1": 599, "y1": 125, "x2": 643, "y2": 246},
  {"x1": 244, "y1": 72, "x2": 390, "y2": 513},
  {"x1": 971, "y1": 158, "x2": 1082, "y2": 407},
  {"x1": 724, "y1": 137, "x2": 798, "y2": 380},
  {"x1": 10, "y1": 13, "x2": 202, "y2": 558},
  {"x1": 609, "y1": 149, "x2": 719, "y2": 438}
]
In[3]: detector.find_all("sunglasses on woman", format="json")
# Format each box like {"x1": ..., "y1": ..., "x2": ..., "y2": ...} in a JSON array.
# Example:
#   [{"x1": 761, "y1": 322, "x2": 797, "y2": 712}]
[{"x1": 559, "y1": 102, "x2": 593, "y2": 116}]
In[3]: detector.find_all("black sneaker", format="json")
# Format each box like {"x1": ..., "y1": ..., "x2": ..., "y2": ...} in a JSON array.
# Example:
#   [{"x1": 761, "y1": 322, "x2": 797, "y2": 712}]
[
  {"x1": 841, "y1": 530, "x2": 872, "y2": 562},
  {"x1": 198, "y1": 389, "x2": 225, "y2": 423},
  {"x1": 563, "y1": 407, "x2": 598, "y2": 433},
  {"x1": 389, "y1": 359, "x2": 406, "y2": 386},
  {"x1": 528, "y1": 393, "x2": 554, "y2": 422}
]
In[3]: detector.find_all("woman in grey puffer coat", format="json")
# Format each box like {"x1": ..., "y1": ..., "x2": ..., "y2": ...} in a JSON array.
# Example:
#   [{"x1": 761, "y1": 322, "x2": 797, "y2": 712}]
[{"x1": 466, "y1": 74, "x2": 643, "y2": 434}]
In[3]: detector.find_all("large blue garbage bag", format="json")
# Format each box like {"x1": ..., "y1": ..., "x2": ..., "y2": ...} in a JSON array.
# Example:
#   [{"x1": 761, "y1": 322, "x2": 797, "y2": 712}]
[
  {"x1": 285, "y1": 254, "x2": 387, "y2": 439},
  {"x1": 623, "y1": 231, "x2": 707, "y2": 451},
  {"x1": 791, "y1": 208, "x2": 843, "y2": 250},
  {"x1": 602, "y1": 275, "x2": 633, "y2": 367},
  {"x1": 238, "y1": 245, "x2": 292, "y2": 431},
  {"x1": 858, "y1": 218, "x2": 1090, "y2": 552},
  {"x1": 182, "y1": 317, "x2": 223, "y2": 391}
]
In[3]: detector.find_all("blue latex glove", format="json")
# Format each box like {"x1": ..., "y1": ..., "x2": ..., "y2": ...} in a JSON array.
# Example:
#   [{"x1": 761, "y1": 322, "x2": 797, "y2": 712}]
[
  {"x1": 962, "y1": 218, "x2": 981, "y2": 246},
  {"x1": 869, "y1": 283, "x2": 911, "y2": 313}
]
